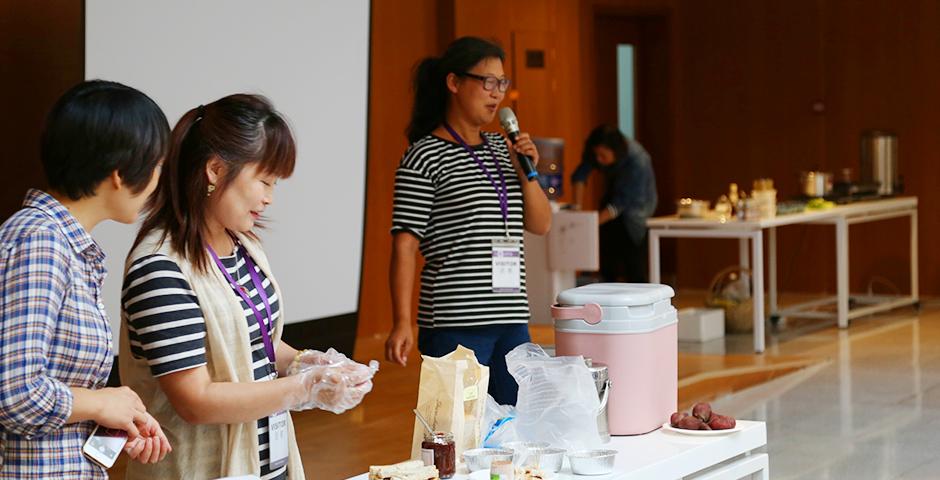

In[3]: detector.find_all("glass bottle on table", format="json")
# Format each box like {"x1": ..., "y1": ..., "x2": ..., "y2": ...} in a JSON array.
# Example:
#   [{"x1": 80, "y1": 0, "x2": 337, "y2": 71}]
[
  {"x1": 728, "y1": 183, "x2": 739, "y2": 217},
  {"x1": 421, "y1": 431, "x2": 455, "y2": 478}
]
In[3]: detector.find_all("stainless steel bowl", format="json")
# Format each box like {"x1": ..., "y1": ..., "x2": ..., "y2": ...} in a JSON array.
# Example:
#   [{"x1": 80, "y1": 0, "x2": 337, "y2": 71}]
[
  {"x1": 568, "y1": 449, "x2": 618, "y2": 475},
  {"x1": 520, "y1": 447, "x2": 566, "y2": 473},
  {"x1": 502, "y1": 441, "x2": 552, "y2": 465},
  {"x1": 502, "y1": 441, "x2": 551, "y2": 451},
  {"x1": 462, "y1": 448, "x2": 514, "y2": 472},
  {"x1": 800, "y1": 171, "x2": 833, "y2": 197}
]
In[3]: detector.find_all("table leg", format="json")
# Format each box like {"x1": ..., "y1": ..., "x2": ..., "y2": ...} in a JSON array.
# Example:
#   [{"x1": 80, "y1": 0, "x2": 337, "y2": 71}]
[
  {"x1": 649, "y1": 230, "x2": 661, "y2": 284},
  {"x1": 739, "y1": 237, "x2": 750, "y2": 292},
  {"x1": 911, "y1": 210, "x2": 919, "y2": 302},
  {"x1": 768, "y1": 227, "x2": 778, "y2": 316},
  {"x1": 836, "y1": 217, "x2": 849, "y2": 328},
  {"x1": 752, "y1": 230, "x2": 765, "y2": 353}
]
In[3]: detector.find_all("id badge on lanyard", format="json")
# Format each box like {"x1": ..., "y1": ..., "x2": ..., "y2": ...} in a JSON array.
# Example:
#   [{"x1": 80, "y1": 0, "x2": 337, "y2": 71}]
[
  {"x1": 268, "y1": 410, "x2": 290, "y2": 470},
  {"x1": 207, "y1": 243, "x2": 289, "y2": 469},
  {"x1": 442, "y1": 123, "x2": 522, "y2": 294},
  {"x1": 492, "y1": 237, "x2": 521, "y2": 293}
]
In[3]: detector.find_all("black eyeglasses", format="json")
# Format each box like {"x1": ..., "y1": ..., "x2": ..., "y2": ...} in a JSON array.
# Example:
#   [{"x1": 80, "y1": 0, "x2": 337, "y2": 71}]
[{"x1": 460, "y1": 72, "x2": 511, "y2": 93}]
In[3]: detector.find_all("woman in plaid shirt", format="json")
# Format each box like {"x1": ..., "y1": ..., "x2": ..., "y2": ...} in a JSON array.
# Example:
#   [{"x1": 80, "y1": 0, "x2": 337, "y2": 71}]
[{"x1": 0, "y1": 80, "x2": 172, "y2": 478}]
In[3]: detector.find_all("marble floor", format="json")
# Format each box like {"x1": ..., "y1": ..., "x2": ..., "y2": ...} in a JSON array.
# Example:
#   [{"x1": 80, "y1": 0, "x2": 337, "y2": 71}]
[{"x1": 709, "y1": 300, "x2": 940, "y2": 479}]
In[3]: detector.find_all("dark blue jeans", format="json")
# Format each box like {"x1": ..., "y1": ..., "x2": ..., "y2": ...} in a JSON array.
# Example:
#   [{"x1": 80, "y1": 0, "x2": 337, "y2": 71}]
[{"x1": 418, "y1": 324, "x2": 531, "y2": 406}]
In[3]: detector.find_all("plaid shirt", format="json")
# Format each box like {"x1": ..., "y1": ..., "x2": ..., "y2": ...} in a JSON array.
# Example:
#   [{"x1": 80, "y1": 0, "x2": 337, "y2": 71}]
[{"x1": 0, "y1": 189, "x2": 112, "y2": 479}]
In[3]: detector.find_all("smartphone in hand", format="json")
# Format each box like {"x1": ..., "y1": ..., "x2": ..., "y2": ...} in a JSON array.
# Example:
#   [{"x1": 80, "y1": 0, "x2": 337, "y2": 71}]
[{"x1": 82, "y1": 425, "x2": 128, "y2": 468}]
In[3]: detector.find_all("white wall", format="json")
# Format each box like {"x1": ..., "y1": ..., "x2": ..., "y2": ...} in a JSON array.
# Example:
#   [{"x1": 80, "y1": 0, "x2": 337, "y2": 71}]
[{"x1": 85, "y1": 0, "x2": 370, "y2": 344}]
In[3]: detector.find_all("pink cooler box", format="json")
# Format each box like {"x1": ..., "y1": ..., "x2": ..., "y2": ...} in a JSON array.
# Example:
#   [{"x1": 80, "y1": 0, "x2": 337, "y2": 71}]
[{"x1": 552, "y1": 283, "x2": 677, "y2": 435}]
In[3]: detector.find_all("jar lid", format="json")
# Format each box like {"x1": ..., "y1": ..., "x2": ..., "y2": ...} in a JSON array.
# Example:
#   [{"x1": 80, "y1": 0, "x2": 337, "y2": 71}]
[
  {"x1": 424, "y1": 431, "x2": 454, "y2": 441},
  {"x1": 556, "y1": 283, "x2": 675, "y2": 308}
]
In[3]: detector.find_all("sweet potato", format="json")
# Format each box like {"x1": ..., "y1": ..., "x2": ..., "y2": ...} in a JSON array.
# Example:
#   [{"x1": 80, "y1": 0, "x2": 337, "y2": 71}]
[
  {"x1": 677, "y1": 415, "x2": 706, "y2": 430},
  {"x1": 692, "y1": 402, "x2": 712, "y2": 423},
  {"x1": 708, "y1": 414, "x2": 736, "y2": 430},
  {"x1": 670, "y1": 412, "x2": 689, "y2": 427}
]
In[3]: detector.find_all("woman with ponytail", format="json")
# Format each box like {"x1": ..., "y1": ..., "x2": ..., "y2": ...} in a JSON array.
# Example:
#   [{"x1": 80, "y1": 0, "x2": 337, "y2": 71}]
[
  {"x1": 120, "y1": 94, "x2": 376, "y2": 479},
  {"x1": 385, "y1": 37, "x2": 552, "y2": 405}
]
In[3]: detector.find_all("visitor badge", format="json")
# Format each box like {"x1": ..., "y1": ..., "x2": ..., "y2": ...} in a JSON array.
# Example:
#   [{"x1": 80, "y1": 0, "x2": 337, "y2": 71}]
[
  {"x1": 268, "y1": 410, "x2": 290, "y2": 470},
  {"x1": 491, "y1": 238, "x2": 521, "y2": 293}
]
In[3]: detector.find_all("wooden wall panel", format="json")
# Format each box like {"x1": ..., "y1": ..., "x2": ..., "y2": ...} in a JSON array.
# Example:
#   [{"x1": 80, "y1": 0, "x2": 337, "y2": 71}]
[
  {"x1": 671, "y1": 0, "x2": 831, "y2": 293},
  {"x1": 355, "y1": 0, "x2": 452, "y2": 342},
  {"x1": 0, "y1": 0, "x2": 84, "y2": 219},
  {"x1": 821, "y1": 0, "x2": 939, "y2": 294}
]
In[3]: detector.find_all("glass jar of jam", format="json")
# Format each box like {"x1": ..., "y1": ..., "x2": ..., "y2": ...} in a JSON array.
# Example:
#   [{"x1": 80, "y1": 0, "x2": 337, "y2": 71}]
[{"x1": 421, "y1": 431, "x2": 455, "y2": 479}]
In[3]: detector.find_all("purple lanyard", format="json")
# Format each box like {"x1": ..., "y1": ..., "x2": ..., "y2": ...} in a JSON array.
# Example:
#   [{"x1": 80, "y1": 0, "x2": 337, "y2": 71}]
[
  {"x1": 207, "y1": 243, "x2": 277, "y2": 364},
  {"x1": 443, "y1": 123, "x2": 510, "y2": 234}
]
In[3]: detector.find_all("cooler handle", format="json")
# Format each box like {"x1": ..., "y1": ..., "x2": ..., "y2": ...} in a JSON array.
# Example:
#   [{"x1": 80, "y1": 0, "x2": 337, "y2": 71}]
[{"x1": 551, "y1": 302, "x2": 603, "y2": 325}]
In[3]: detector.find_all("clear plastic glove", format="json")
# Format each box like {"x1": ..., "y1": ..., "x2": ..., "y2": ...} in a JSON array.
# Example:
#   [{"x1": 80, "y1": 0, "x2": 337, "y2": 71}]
[{"x1": 286, "y1": 348, "x2": 379, "y2": 414}]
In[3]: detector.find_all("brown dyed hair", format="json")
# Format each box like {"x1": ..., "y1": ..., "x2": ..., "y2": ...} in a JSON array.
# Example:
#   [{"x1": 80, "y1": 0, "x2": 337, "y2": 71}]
[{"x1": 134, "y1": 93, "x2": 296, "y2": 272}]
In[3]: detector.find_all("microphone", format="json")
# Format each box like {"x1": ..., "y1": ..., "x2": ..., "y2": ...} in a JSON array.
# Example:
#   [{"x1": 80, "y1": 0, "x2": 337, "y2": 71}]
[{"x1": 498, "y1": 107, "x2": 539, "y2": 181}]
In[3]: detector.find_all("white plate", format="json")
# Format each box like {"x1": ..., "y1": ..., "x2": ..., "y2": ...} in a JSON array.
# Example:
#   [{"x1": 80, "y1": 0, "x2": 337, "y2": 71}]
[{"x1": 661, "y1": 422, "x2": 743, "y2": 436}]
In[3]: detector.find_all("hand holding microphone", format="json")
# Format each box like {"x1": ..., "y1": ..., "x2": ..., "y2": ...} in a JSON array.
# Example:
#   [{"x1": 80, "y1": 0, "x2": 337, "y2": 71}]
[{"x1": 498, "y1": 107, "x2": 539, "y2": 182}]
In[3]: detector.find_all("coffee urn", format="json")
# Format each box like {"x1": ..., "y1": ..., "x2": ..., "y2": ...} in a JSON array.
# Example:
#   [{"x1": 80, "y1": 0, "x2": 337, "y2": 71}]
[{"x1": 860, "y1": 130, "x2": 899, "y2": 195}]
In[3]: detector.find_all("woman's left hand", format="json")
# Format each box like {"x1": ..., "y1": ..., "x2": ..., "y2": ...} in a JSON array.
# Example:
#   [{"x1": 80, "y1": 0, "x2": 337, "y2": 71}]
[
  {"x1": 506, "y1": 132, "x2": 539, "y2": 179},
  {"x1": 124, "y1": 412, "x2": 172, "y2": 464}
]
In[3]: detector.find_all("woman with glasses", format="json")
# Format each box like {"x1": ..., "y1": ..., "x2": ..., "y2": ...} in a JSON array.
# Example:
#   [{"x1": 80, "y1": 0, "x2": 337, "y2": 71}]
[{"x1": 384, "y1": 36, "x2": 551, "y2": 405}]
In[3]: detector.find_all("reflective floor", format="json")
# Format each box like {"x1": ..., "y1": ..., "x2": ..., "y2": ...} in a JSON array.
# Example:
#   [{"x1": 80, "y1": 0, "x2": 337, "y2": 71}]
[{"x1": 711, "y1": 302, "x2": 940, "y2": 479}]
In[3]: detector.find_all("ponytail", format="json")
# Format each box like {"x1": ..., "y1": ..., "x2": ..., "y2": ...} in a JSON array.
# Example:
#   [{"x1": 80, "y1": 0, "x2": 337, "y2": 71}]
[{"x1": 406, "y1": 57, "x2": 446, "y2": 144}]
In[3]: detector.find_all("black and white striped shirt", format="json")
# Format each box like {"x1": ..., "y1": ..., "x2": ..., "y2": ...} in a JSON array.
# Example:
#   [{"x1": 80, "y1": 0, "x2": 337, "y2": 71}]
[
  {"x1": 391, "y1": 132, "x2": 530, "y2": 328},
  {"x1": 122, "y1": 246, "x2": 287, "y2": 480}
]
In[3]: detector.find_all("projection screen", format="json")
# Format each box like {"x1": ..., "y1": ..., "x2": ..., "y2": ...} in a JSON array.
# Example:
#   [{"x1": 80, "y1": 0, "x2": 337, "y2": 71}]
[{"x1": 85, "y1": 0, "x2": 370, "y2": 346}]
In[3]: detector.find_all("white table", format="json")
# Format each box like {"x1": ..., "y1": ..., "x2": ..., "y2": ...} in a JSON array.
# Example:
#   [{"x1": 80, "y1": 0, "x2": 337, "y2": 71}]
[
  {"x1": 348, "y1": 421, "x2": 767, "y2": 480},
  {"x1": 647, "y1": 197, "x2": 919, "y2": 352}
]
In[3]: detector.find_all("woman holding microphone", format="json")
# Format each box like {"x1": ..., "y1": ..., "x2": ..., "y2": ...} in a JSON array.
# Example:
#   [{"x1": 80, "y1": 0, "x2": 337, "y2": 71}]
[
  {"x1": 120, "y1": 94, "x2": 376, "y2": 479},
  {"x1": 385, "y1": 37, "x2": 551, "y2": 405}
]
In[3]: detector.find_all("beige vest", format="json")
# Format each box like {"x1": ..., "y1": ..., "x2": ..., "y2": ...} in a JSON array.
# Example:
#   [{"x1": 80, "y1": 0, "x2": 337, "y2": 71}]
[{"x1": 119, "y1": 230, "x2": 305, "y2": 479}]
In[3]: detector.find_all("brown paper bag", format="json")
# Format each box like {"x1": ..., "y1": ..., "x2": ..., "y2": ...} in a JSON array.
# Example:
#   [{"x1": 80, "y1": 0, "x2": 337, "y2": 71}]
[{"x1": 411, "y1": 345, "x2": 490, "y2": 460}]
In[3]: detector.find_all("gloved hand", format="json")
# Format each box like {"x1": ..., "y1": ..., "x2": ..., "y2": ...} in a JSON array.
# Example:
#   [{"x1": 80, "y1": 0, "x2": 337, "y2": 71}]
[{"x1": 286, "y1": 348, "x2": 379, "y2": 414}]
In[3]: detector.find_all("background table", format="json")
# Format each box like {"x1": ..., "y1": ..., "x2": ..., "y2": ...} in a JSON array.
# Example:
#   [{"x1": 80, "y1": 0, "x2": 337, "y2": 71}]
[{"x1": 647, "y1": 197, "x2": 918, "y2": 352}]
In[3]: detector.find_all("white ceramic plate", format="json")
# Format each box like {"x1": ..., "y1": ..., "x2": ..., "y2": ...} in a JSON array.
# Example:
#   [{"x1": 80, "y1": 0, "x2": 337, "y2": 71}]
[{"x1": 661, "y1": 422, "x2": 743, "y2": 436}]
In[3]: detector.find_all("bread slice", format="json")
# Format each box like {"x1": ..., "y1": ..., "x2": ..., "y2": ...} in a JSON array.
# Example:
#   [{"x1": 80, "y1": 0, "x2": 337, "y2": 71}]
[{"x1": 369, "y1": 460, "x2": 439, "y2": 480}]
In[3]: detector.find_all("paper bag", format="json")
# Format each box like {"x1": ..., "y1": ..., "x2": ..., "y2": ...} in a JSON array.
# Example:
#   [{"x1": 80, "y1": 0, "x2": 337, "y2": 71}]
[{"x1": 411, "y1": 345, "x2": 490, "y2": 460}]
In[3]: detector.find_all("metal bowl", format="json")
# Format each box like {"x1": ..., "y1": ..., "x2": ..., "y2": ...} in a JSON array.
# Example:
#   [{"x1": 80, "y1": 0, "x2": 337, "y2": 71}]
[
  {"x1": 520, "y1": 447, "x2": 566, "y2": 473},
  {"x1": 502, "y1": 441, "x2": 552, "y2": 465},
  {"x1": 568, "y1": 449, "x2": 617, "y2": 475},
  {"x1": 502, "y1": 441, "x2": 551, "y2": 451},
  {"x1": 462, "y1": 448, "x2": 514, "y2": 472}
]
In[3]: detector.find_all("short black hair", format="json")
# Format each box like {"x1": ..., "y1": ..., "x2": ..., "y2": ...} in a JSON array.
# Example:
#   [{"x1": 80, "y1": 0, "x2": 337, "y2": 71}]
[
  {"x1": 41, "y1": 79, "x2": 170, "y2": 200},
  {"x1": 582, "y1": 124, "x2": 629, "y2": 165}
]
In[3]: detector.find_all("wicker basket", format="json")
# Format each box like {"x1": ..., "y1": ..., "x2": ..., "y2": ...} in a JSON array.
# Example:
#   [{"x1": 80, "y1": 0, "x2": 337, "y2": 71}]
[{"x1": 704, "y1": 266, "x2": 754, "y2": 334}]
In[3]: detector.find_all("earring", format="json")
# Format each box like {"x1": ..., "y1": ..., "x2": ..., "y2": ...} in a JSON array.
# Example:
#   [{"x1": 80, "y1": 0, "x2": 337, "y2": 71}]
[{"x1": 207, "y1": 184, "x2": 216, "y2": 197}]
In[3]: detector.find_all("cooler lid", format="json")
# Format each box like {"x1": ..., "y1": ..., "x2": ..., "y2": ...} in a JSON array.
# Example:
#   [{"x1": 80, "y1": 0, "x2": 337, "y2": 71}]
[{"x1": 556, "y1": 283, "x2": 675, "y2": 307}]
